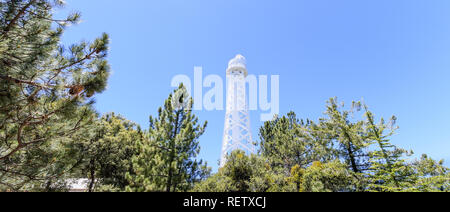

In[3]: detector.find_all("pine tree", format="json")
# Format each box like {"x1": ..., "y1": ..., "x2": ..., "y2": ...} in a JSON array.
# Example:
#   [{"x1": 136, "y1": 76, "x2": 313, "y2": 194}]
[
  {"x1": 0, "y1": 0, "x2": 110, "y2": 191},
  {"x1": 258, "y1": 112, "x2": 335, "y2": 173},
  {"x1": 411, "y1": 154, "x2": 449, "y2": 192},
  {"x1": 321, "y1": 98, "x2": 370, "y2": 173},
  {"x1": 126, "y1": 85, "x2": 210, "y2": 192},
  {"x1": 259, "y1": 112, "x2": 313, "y2": 171},
  {"x1": 363, "y1": 104, "x2": 417, "y2": 192},
  {"x1": 78, "y1": 113, "x2": 142, "y2": 192}
]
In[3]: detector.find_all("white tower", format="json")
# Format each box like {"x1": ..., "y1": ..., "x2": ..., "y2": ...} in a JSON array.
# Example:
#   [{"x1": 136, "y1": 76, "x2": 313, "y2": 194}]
[{"x1": 220, "y1": 54, "x2": 255, "y2": 167}]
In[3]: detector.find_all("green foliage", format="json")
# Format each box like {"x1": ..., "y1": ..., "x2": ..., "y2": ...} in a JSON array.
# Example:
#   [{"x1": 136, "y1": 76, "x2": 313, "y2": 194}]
[
  {"x1": 363, "y1": 104, "x2": 417, "y2": 192},
  {"x1": 259, "y1": 112, "x2": 315, "y2": 171},
  {"x1": 411, "y1": 154, "x2": 449, "y2": 192},
  {"x1": 300, "y1": 161, "x2": 359, "y2": 192},
  {"x1": 193, "y1": 150, "x2": 293, "y2": 192},
  {"x1": 255, "y1": 99, "x2": 449, "y2": 192},
  {"x1": 258, "y1": 98, "x2": 371, "y2": 192},
  {"x1": 321, "y1": 98, "x2": 370, "y2": 173},
  {"x1": 126, "y1": 85, "x2": 210, "y2": 192},
  {"x1": 77, "y1": 113, "x2": 143, "y2": 192},
  {"x1": 0, "y1": 0, "x2": 110, "y2": 191},
  {"x1": 287, "y1": 164, "x2": 305, "y2": 192}
]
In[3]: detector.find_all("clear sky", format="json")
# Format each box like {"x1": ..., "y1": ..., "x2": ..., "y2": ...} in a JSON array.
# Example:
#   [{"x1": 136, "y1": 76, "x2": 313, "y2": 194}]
[{"x1": 58, "y1": 0, "x2": 450, "y2": 171}]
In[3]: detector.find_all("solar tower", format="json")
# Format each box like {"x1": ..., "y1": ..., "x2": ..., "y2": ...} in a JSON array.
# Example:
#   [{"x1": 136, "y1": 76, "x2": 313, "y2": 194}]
[{"x1": 220, "y1": 55, "x2": 256, "y2": 167}]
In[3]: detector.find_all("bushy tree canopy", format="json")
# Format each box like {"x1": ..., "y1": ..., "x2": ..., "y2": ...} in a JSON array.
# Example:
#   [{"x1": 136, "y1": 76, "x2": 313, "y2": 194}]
[{"x1": 0, "y1": 0, "x2": 109, "y2": 191}]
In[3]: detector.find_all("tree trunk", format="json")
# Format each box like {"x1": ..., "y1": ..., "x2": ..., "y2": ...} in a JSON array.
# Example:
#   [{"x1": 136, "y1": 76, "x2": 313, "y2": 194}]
[
  {"x1": 344, "y1": 131, "x2": 360, "y2": 173},
  {"x1": 166, "y1": 110, "x2": 181, "y2": 192},
  {"x1": 88, "y1": 158, "x2": 96, "y2": 192}
]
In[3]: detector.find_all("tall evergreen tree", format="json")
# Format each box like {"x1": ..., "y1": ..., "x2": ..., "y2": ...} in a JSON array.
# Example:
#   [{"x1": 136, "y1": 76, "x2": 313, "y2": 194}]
[
  {"x1": 321, "y1": 98, "x2": 370, "y2": 173},
  {"x1": 363, "y1": 104, "x2": 417, "y2": 192},
  {"x1": 0, "y1": 0, "x2": 110, "y2": 191},
  {"x1": 126, "y1": 85, "x2": 210, "y2": 192}
]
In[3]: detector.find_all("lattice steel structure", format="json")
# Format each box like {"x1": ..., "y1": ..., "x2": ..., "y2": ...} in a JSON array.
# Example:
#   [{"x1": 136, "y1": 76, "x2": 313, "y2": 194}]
[{"x1": 220, "y1": 55, "x2": 256, "y2": 167}]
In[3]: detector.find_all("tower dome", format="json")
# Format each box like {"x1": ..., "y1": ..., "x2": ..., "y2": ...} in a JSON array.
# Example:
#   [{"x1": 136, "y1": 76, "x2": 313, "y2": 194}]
[{"x1": 226, "y1": 54, "x2": 248, "y2": 77}]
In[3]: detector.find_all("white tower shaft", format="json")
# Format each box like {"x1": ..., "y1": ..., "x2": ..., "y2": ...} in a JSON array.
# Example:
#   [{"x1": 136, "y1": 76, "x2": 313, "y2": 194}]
[{"x1": 220, "y1": 55, "x2": 255, "y2": 167}]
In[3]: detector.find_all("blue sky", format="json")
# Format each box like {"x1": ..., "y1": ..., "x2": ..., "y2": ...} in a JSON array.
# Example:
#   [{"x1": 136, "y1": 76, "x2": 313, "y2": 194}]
[{"x1": 58, "y1": 0, "x2": 450, "y2": 171}]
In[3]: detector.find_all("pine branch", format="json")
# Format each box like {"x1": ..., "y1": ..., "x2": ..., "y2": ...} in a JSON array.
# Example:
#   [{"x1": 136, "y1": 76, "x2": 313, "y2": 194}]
[{"x1": 2, "y1": 0, "x2": 37, "y2": 37}]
